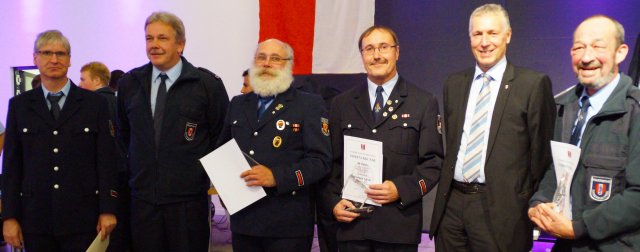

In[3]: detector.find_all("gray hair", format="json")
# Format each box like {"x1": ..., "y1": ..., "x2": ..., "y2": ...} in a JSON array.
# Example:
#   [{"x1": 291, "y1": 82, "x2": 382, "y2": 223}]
[
  {"x1": 256, "y1": 39, "x2": 295, "y2": 70},
  {"x1": 34, "y1": 30, "x2": 71, "y2": 54},
  {"x1": 578, "y1": 15, "x2": 625, "y2": 48},
  {"x1": 469, "y1": 4, "x2": 511, "y2": 36},
  {"x1": 145, "y1": 11, "x2": 186, "y2": 44}
]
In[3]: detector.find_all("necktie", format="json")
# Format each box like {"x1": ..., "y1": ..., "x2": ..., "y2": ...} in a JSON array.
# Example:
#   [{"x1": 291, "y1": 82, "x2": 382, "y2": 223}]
[
  {"x1": 47, "y1": 93, "x2": 63, "y2": 121},
  {"x1": 154, "y1": 74, "x2": 168, "y2": 149},
  {"x1": 462, "y1": 73, "x2": 491, "y2": 182},
  {"x1": 570, "y1": 96, "x2": 590, "y2": 146},
  {"x1": 257, "y1": 95, "x2": 275, "y2": 119},
  {"x1": 372, "y1": 86, "x2": 384, "y2": 121}
]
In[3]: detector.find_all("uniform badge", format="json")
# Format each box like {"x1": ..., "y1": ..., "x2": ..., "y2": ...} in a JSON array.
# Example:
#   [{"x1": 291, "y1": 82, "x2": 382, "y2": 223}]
[
  {"x1": 437, "y1": 115, "x2": 442, "y2": 134},
  {"x1": 388, "y1": 107, "x2": 394, "y2": 112},
  {"x1": 276, "y1": 104, "x2": 283, "y2": 110},
  {"x1": 321, "y1": 117, "x2": 330, "y2": 136},
  {"x1": 419, "y1": 179, "x2": 427, "y2": 195},
  {"x1": 392, "y1": 114, "x2": 398, "y2": 120},
  {"x1": 383, "y1": 112, "x2": 388, "y2": 117},
  {"x1": 386, "y1": 100, "x2": 392, "y2": 105},
  {"x1": 374, "y1": 103, "x2": 382, "y2": 113},
  {"x1": 185, "y1": 122, "x2": 197, "y2": 141},
  {"x1": 109, "y1": 120, "x2": 115, "y2": 137},
  {"x1": 273, "y1": 136, "x2": 282, "y2": 148},
  {"x1": 395, "y1": 100, "x2": 398, "y2": 103},
  {"x1": 590, "y1": 176, "x2": 612, "y2": 202},
  {"x1": 111, "y1": 190, "x2": 118, "y2": 198},
  {"x1": 276, "y1": 119, "x2": 285, "y2": 130},
  {"x1": 295, "y1": 170, "x2": 305, "y2": 186},
  {"x1": 293, "y1": 124, "x2": 300, "y2": 132},
  {"x1": 402, "y1": 114, "x2": 410, "y2": 118}
]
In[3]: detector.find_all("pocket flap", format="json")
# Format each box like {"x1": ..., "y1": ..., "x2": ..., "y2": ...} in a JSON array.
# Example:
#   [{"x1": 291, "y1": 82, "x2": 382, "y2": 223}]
[
  {"x1": 388, "y1": 119, "x2": 419, "y2": 130},
  {"x1": 341, "y1": 121, "x2": 364, "y2": 130},
  {"x1": 75, "y1": 124, "x2": 98, "y2": 133}
]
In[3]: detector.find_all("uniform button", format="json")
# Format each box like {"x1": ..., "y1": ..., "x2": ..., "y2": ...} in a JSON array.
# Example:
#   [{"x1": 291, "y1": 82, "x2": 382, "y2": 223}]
[
  {"x1": 249, "y1": 150, "x2": 254, "y2": 155},
  {"x1": 53, "y1": 131, "x2": 58, "y2": 135},
  {"x1": 233, "y1": 120, "x2": 237, "y2": 124},
  {"x1": 96, "y1": 190, "x2": 99, "y2": 194},
  {"x1": 54, "y1": 166, "x2": 59, "y2": 171},
  {"x1": 254, "y1": 132, "x2": 258, "y2": 136},
  {"x1": 20, "y1": 193, "x2": 23, "y2": 196},
  {"x1": 348, "y1": 124, "x2": 352, "y2": 128},
  {"x1": 451, "y1": 166, "x2": 455, "y2": 170},
  {"x1": 400, "y1": 202, "x2": 403, "y2": 206},
  {"x1": 286, "y1": 121, "x2": 290, "y2": 125},
  {"x1": 54, "y1": 184, "x2": 59, "y2": 189},
  {"x1": 372, "y1": 129, "x2": 377, "y2": 133},
  {"x1": 444, "y1": 193, "x2": 448, "y2": 197},
  {"x1": 53, "y1": 148, "x2": 59, "y2": 153},
  {"x1": 23, "y1": 128, "x2": 28, "y2": 133},
  {"x1": 292, "y1": 191, "x2": 296, "y2": 195},
  {"x1": 85, "y1": 128, "x2": 89, "y2": 132},
  {"x1": 403, "y1": 123, "x2": 407, "y2": 127},
  {"x1": 272, "y1": 111, "x2": 275, "y2": 114}
]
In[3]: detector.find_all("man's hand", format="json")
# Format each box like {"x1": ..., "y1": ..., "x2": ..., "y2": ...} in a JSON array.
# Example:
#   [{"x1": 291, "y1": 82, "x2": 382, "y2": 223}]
[
  {"x1": 240, "y1": 165, "x2": 276, "y2": 187},
  {"x1": 3, "y1": 218, "x2": 24, "y2": 249},
  {"x1": 333, "y1": 199, "x2": 360, "y2": 223},
  {"x1": 96, "y1": 213, "x2": 117, "y2": 241},
  {"x1": 365, "y1": 180, "x2": 399, "y2": 204},
  {"x1": 536, "y1": 203, "x2": 577, "y2": 239},
  {"x1": 528, "y1": 202, "x2": 553, "y2": 231}
]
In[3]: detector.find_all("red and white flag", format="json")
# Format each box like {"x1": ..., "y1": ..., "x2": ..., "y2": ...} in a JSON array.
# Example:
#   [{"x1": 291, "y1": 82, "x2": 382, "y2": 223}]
[{"x1": 258, "y1": 0, "x2": 375, "y2": 74}]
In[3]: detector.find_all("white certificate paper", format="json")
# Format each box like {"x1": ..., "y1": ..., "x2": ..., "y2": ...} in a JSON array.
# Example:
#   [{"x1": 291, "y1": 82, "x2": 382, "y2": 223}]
[
  {"x1": 550, "y1": 140, "x2": 581, "y2": 220},
  {"x1": 342, "y1": 136, "x2": 383, "y2": 206},
  {"x1": 86, "y1": 234, "x2": 109, "y2": 252},
  {"x1": 200, "y1": 139, "x2": 267, "y2": 215}
]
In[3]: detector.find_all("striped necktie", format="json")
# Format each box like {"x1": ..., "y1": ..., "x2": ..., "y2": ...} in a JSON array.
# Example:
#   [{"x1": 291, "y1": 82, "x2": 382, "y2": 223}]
[{"x1": 462, "y1": 73, "x2": 491, "y2": 182}]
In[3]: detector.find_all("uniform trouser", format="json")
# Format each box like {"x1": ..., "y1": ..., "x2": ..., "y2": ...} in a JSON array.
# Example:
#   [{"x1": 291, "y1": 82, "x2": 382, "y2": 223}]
[
  {"x1": 231, "y1": 233, "x2": 313, "y2": 252},
  {"x1": 107, "y1": 171, "x2": 133, "y2": 252},
  {"x1": 314, "y1": 183, "x2": 339, "y2": 252},
  {"x1": 131, "y1": 195, "x2": 210, "y2": 252},
  {"x1": 23, "y1": 231, "x2": 95, "y2": 252},
  {"x1": 338, "y1": 240, "x2": 418, "y2": 252},
  {"x1": 434, "y1": 185, "x2": 500, "y2": 252}
]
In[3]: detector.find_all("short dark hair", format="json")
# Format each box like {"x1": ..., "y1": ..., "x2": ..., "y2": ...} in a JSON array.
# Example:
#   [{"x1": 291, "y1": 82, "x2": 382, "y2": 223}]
[
  {"x1": 109, "y1": 70, "x2": 125, "y2": 92},
  {"x1": 242, "y1": 69, "x2": 249, "y2": 77},
  {"x1": 358, "y1": 25, "x2": 399, "y2": 51}
]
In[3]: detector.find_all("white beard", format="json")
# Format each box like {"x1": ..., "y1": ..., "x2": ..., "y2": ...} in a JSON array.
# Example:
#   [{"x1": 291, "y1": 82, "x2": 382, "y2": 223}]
[{"x1": 249, "y1": 65, "x2": 293, "y2": 97}]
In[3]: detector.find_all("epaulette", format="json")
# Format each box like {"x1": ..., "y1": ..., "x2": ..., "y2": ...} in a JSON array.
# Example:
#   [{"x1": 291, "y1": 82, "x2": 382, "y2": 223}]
[{"x1": 197, "y1": 67, "x2": 222, "y2": 81}]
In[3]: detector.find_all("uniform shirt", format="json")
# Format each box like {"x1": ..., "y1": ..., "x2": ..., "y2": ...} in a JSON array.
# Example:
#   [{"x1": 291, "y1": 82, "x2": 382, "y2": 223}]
[
  {"x1": 574, "y1": 73, "x2": 620, "y2": 146},
  {"x1": 454, "y1": 56, "x2": 506, "y2": 183},
  {"x1": 41, "y1": 78, "x2": 71, "y2": 110},
  {"x1": 150, "y1": 59, "x2": 183, "y2": 117},
  {"x1": 367, "y1": 71, "x2": 399, "y2": 109}
]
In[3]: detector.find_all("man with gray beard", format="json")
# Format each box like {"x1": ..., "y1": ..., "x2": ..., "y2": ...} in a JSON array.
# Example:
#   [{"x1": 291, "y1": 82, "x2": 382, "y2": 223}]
[
  {"x1": 215, "y1": 39, "x2": 332, "y2": 252},
  {"x1": 529, "y1": 15, "x2": 640, "y2": 251}
]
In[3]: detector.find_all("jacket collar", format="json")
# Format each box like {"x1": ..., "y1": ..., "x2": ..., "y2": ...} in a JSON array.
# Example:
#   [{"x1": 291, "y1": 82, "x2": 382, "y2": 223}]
[
  {"x1": 352, "y1": 75, "x2": 409, "y2": 129},
  {"x1": 29, "y1": 80, "x2": 83, "y2": 128},
  {"x1": 242, "y1": 86, "x2": 297, "y2": 130}
]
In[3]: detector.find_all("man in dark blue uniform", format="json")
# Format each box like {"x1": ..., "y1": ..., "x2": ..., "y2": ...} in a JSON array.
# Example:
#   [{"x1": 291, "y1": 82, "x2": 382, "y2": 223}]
[
  {"x1": 116, "y1": 11, "x2": 229, "y2": 251},
  {"x1": 2, "y1": 30, "x2": 118, "y2": 251},
  {"x1": 329, "y1": 26, "x2": 444, "y2": 252},
  {"x1": 216, "y1": 39, "x2": 332, "y2": 252},
  {"x1": 79, "y1": 61, "x2": 132, "y2": 252}
]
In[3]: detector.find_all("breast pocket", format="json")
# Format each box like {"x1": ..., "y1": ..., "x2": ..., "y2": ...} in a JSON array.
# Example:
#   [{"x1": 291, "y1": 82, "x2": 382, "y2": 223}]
[
  {"x1": 341, "y1": 121, "x2": 365, "y2": 137},
  {"x1": 582, "y1": 148, "x2": 627, "y2": 206},
  {"x1": 388, "y1": 119, "x2": 420, "y2": 155},
  {"x1": 230, "y1": 118, "x2": 246, "y2": 139},
  {"x1": 19, "y1": 125, "x2": 39, "y2": 153}
]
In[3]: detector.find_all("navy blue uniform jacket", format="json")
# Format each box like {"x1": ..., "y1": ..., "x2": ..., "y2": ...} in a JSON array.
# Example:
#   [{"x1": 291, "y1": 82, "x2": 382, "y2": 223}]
[
  {"x1": 328, "y1": 77, "x2": 444, "y2": 244},
  {"x1": 2, "y1": 83, "x2": 118, "y2": 235},
  {"x1": 216, "y1": 87, "x2": 332, "y2": 237},
  {"x1": 117, "y1": 57, "x2": 229, "y2": 204}
]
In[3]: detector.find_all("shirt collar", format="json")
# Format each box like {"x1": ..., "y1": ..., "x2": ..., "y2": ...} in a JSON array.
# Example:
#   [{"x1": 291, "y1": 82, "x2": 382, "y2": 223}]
[
  {"x1": 579, "y1": 73, "x2": 621, "y2": 110},
  {"x1": 367, "y1": 71, "x2": 399, "y2": 95},
  {"x1": 152, "y1": 58, "x2": 183, "y2": 83},
  {"x1": 474, "y1": 56, "x2": 507, "y2": 81},
  {"x1": 42, "y1": 78, "x2": 71, "y2": 98}
]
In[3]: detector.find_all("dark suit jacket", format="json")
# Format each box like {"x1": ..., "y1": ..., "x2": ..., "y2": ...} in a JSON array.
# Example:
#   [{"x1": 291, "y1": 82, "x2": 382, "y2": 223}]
[
  {"x1": 328, "y1": 76, "x2": 444, "y2": 244},
  {"x1": 215, "y1": 87, "x2": 332, "y2": 237},
  {"x1": 2, "y1": 82, "x2": 118, "y2": 235},
  {"x1": 430, "y1": 62, "x2": 556, "y2": 252},
  {"x1": 96, "y1": 87, "x2": 128, "y2": 173}
]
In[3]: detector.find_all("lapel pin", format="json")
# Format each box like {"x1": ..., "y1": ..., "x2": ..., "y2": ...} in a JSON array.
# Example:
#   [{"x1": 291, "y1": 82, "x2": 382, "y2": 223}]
[
  {"x1": 392, "y1": 114, "x2": 398, "y2": 119},
  {"x1": 395, "y1": 100, "x2": 398, "y2": 103},
  {"x1": 389, "y1": 107, "x2": 393, "y2": 112},
  {"x1": 505, "y1": 85, "x2": 509, "y2": 89},
  {"x1": 387, "y1": 100, "x2": 392, "y2": 105},
  {"x1": 383, "y1": 112, "x2": 388, "y2": 117},
  {"x1": 276, "y1": 120, "x2": 285, "y2": 130}
]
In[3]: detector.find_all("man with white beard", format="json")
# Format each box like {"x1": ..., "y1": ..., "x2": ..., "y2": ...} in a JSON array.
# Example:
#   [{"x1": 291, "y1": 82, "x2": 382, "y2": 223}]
[{"x1": 215, "y1": 39, "x2": 332, "y2": 252}]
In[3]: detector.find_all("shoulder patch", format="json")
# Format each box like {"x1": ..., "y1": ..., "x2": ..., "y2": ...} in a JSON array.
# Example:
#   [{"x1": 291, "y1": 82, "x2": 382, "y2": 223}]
[{"x1": 197, "y1": 67, "x2": 222, "y2": 81}]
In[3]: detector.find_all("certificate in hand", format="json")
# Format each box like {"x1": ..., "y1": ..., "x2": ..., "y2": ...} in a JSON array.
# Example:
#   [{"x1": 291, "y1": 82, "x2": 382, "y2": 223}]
[
  {"x1": 342, "y1": 136, "x2": 383, "y2": 206},
  {"x1": 550, "y1": 140, "x2": 581, "y2": 220}
]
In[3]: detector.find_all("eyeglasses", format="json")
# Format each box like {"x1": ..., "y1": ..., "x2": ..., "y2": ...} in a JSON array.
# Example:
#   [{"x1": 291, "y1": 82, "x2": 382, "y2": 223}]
[
  {"x1": 37, "y1": 51, "x2": 69, "y2": 59},
  {"x1": 255, "y1": 55, "x2": 292, "y2": 64},
  {"x1": 361, "y1": 44, "x2": 398, "y2": 55}
]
